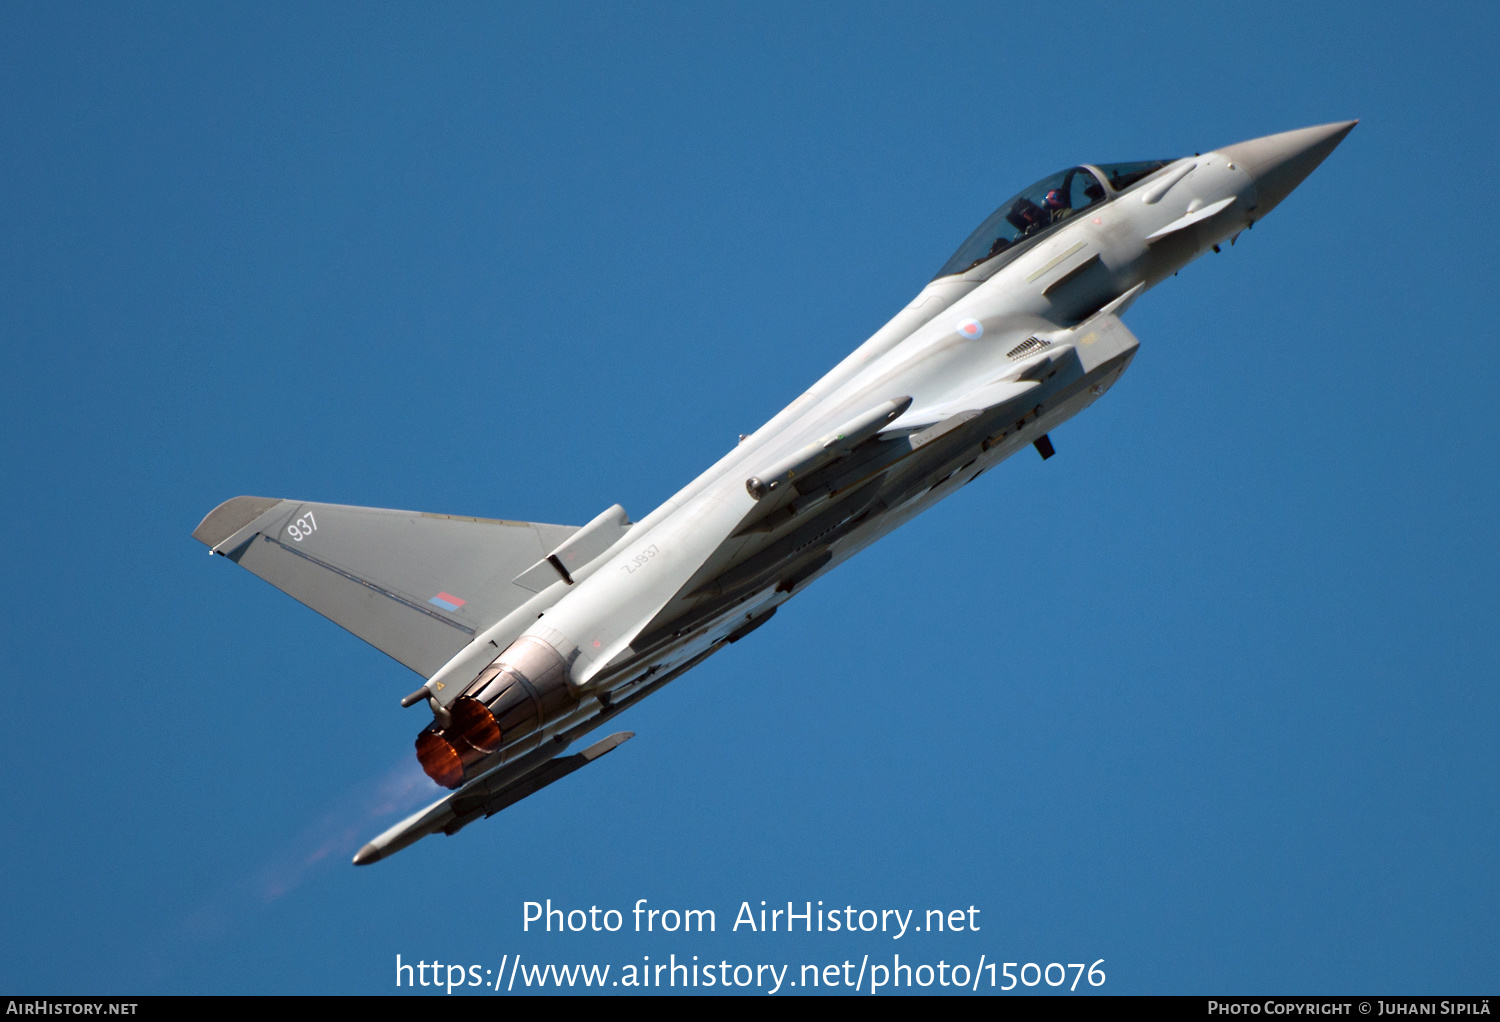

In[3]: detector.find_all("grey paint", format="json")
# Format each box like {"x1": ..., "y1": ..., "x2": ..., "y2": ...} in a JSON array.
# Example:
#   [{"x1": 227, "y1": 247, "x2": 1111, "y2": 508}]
[
  {"x1": 192, "y1": 497, "x2": 581, "y2": 678},
  {"x1": 194, "y1": 122, "x2": 1357, "y2": 862}
]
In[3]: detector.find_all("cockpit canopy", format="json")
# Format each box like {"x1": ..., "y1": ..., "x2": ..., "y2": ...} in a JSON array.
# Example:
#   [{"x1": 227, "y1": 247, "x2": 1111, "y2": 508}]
[{"x1": 932, "y1": 160, "x2": 1174, "y2": 280}]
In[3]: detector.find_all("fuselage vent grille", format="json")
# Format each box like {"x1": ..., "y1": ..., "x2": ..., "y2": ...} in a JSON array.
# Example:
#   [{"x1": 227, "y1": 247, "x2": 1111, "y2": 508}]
[{"x1": 1005, "y1": 336, "x2": 1051, "y2": 361}]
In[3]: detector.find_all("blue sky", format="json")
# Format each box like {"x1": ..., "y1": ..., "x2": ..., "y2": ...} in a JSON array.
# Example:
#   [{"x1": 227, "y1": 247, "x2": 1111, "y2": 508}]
[{"x1": 1, "y1": 1, "x2": 1496, "y2": 995}]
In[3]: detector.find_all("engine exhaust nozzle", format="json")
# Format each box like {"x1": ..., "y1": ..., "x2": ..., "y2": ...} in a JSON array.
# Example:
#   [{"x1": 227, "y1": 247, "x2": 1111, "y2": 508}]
[{"x1": 412, "y1": 634, "x2": 580, "y2": 788}]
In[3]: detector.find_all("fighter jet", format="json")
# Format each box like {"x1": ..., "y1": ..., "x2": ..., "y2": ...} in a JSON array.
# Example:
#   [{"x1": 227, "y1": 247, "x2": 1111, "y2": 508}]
[{"x1": 192, "y1": 121, "x2": 1356, "y2": 864}]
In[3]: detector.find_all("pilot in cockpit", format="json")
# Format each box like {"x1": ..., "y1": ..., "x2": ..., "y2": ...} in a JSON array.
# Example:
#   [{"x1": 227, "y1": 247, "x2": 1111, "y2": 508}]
[
  {"x1": 1006, "y1": 196, "x2": 1049, "y2": 237},
  {"x1": 1043, "y1": 188, "x2": 1072, "y2": 224}
]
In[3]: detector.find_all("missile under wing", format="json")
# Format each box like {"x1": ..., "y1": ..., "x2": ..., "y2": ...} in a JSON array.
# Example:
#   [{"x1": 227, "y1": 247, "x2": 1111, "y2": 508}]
[{"x1": 193, "y1": 121, "x2": 1357, "y2": 863}]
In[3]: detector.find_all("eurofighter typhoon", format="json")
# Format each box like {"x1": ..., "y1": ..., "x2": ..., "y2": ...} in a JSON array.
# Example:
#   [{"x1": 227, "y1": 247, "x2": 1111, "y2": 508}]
[{"x1": 192, "y1": 121, "x2": 1355, "y2": 864}]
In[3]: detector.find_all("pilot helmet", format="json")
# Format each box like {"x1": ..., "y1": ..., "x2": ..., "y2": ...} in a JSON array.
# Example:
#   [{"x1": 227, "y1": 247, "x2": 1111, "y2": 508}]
[{"x1": 1044, "y1": 189, "x2": 1067, "y2": 210}]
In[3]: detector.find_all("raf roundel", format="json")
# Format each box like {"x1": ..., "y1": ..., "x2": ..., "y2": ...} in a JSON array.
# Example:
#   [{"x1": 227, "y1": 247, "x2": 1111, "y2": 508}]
[{"x1": 956, "y1": 318, "x2": 984, "y2": 340}]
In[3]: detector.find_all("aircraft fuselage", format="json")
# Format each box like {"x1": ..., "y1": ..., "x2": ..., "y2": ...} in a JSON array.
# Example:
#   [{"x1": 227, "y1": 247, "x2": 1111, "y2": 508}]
[{"x1": 329, "y1": 122, "x2": 1356, "y2": 862}]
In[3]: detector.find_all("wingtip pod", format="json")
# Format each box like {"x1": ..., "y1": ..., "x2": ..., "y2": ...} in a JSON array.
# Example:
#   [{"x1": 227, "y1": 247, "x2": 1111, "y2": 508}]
[{"x1": 354, "y1": 731, "x2": 638, "y2": 865}]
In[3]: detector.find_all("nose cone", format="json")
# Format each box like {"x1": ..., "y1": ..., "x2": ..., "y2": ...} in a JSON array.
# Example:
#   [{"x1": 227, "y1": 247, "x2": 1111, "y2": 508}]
[{"x1": 1219, "y1": 120, "x2": 1357, "y2": 217}]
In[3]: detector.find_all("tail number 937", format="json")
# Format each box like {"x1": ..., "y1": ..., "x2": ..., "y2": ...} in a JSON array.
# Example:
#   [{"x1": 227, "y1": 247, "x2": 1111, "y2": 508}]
[{"x1": 286, "y1": 511, "x2": 318, "y2": 542}]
